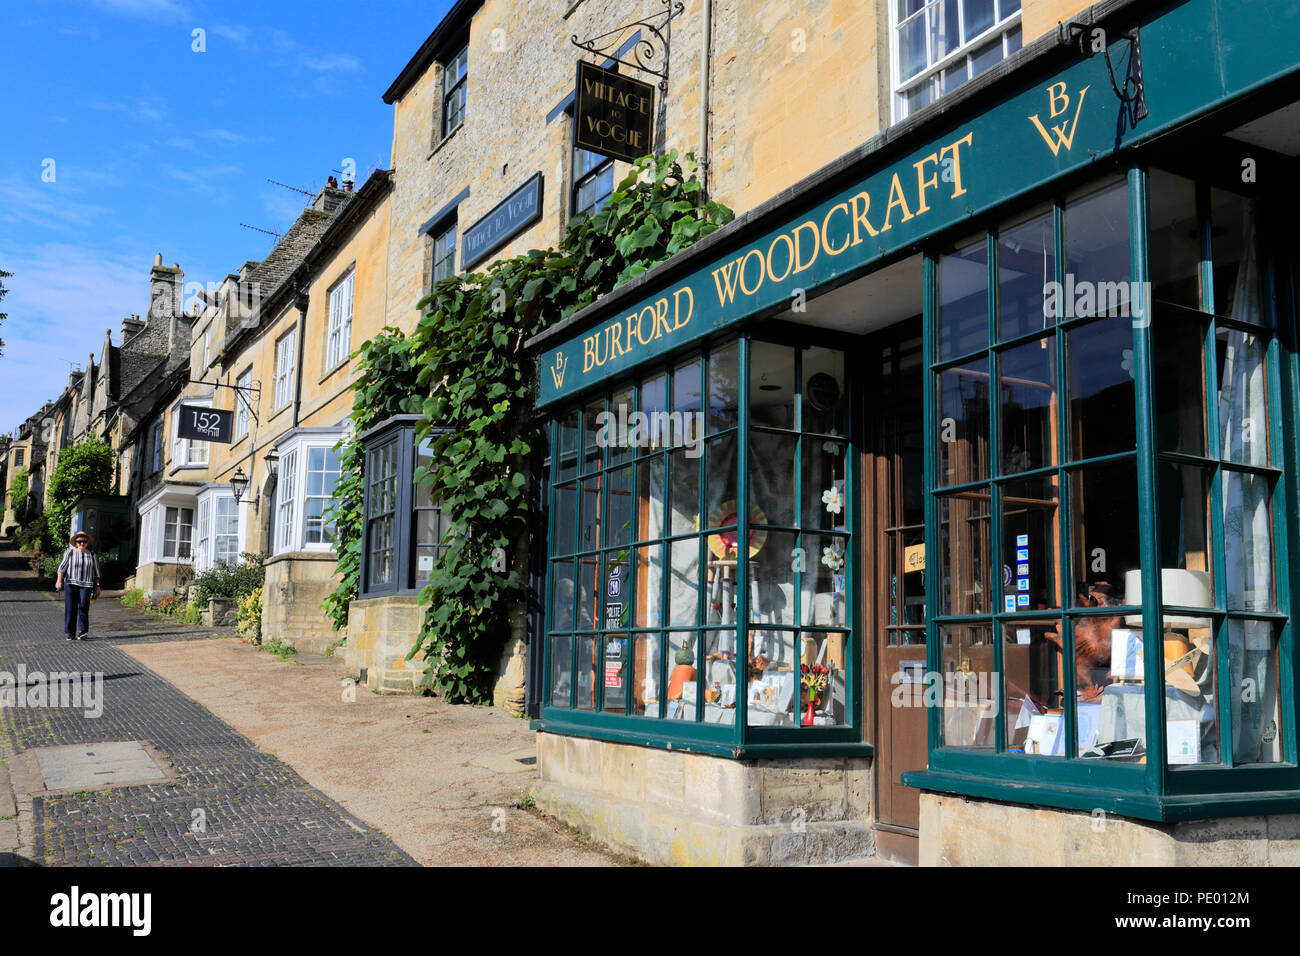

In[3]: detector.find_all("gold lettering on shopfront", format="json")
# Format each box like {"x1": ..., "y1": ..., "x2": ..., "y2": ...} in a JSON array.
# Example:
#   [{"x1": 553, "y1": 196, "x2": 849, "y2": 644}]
[
  {"x1": 709, "y1": 130, "x2": 975, "y2": 307},
  {"x1": 581, "y1": 285, "x2": 695, "y2": 372}
]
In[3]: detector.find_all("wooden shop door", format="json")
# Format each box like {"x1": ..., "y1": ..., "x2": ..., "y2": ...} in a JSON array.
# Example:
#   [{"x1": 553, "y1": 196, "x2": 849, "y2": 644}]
[{"x1": 864, "y1": 320, "x2": 927, "y2": 861}]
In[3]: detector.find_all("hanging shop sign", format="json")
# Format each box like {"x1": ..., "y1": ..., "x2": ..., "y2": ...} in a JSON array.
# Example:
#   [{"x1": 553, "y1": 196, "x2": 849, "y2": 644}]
[
  {"x1": 536, "y1": 0, "x2": 1300, "y2": 408},
  {"x1": 177, "y1": 405, "x2": 234, "y2": 444},
  {"x1": 574, "y1": 60, "x2": 655, "y2": 163},
  {"x1": 461, "y1": 173, "x2": 544, "y2": 269}
]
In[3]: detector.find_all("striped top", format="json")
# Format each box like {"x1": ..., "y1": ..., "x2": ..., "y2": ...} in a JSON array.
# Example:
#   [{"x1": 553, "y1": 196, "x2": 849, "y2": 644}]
[{"x1": 57, "y1": 547, "x2": 101, "y2": 588}]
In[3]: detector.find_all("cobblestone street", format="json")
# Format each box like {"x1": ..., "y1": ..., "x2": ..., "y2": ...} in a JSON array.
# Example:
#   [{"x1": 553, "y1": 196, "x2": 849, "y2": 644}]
[{"x1": 0, "y1": 544, "x2": 414, "y2": 866}]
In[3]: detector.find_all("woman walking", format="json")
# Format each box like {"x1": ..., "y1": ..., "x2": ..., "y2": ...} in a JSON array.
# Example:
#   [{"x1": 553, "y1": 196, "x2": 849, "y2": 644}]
[{"x1": 55, "y1": 530, "x2": 101, "y2": 641}]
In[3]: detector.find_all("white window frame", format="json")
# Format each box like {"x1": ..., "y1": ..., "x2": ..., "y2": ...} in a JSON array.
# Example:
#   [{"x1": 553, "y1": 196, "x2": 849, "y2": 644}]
[
  {"x1": 441, "y1": 44, "x2": 468, "y2": 138},
  {"x1": 150, "y1": 421, "x2": 163, "y2": 473},
  {"x1": 171, "y1": 400, "x2": 209, "y2": 468},
  {"x1": 272, "y1": 431, "x2": 346, "y2": 555},
  {"x1": 432, "y1": 222, "x2": 457, "y2": 286},
  {"x1": 163, "y1": 505, "x2": 194, "y2": 560},
  {"x1": 274, "y1": 328, "x2": 297, "y2": 410},
  {"x1": 325, "y1": 270, "x2": 355, "y2": 370},
  {"x1": 213, "y1": 494, "x2": 240, "y2": 566},
  {"x1": 235, "y1": 369, "x2": 252, "y2": 440},
  {"x1": 890, "y1": 0, "x2": 1022, "y2": 124},
  {"x1": 195, "y1": 498, "x2": 211, "y2": 571}
]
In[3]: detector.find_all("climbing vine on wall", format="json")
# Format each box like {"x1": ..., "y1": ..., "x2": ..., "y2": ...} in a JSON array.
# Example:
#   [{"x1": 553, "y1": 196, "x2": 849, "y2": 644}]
[{"x1": 333, "y1": 151, "x2": 733, "y2": 703}]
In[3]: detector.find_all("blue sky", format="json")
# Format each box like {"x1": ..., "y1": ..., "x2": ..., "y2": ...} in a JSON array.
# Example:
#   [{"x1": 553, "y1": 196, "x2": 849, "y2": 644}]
[{"x1": 0, "y1": 0, "x2": 455, "y2": 433}]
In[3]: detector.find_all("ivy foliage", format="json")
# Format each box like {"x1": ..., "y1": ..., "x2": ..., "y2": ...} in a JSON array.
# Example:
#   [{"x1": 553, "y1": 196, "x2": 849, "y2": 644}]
[
  {"x1": 404, "y1": 150, "x2": 733, "y2": 703},
  {"x1": 321, "y1": 329, "x2": 424, "y2": 632},
  {"x1": 46, "y1": 435, "x2": 114, "y2": 546},
  {"x1": 8, "y1": 467, "x2": 28, "y2": 523}
]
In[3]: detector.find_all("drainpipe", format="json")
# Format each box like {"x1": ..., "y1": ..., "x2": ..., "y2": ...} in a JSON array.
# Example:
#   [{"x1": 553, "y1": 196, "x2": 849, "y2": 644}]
[
  {"x1": 699, "y1": 0, "x2": 713, "y2": 198},
  {"x1": 291, "y1": 276, "x2": 309, "y2": 430}
]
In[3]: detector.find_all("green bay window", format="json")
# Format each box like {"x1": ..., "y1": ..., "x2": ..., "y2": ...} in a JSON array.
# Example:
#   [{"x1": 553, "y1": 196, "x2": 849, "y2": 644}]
[
  {"x1": 910, "y1": 164, "x2": 1297, "y2": 819},
  {"x1": 541, "y1": 334, "x2": 862, "y2": 756}
]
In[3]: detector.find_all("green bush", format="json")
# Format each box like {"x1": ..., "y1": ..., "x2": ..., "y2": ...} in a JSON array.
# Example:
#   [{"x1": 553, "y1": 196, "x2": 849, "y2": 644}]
[
  {"x1": 147, "y1": 595, "x2": 179, "y2": 616},
  {"x1": 45, "y1": 436, "x2": 114, "y2": 547},
  {"x1": 192, "y1": 554, "x2": 266, "y2": 603},
  {"x1": 120, "y1": 588, "x2": 144, "y2": 608},
  {"x1": 40, "y1": 554, "x2": 60, "y2": 579},
  {"x1": 15, "y1": 514, "x2": 52, "y2": 554},
  {"x1": 237, "y1": 586, "x2": 263, "y2": 644},
  {"x1": 178, "y1": 601, "x2": 204, "y2": 625}
]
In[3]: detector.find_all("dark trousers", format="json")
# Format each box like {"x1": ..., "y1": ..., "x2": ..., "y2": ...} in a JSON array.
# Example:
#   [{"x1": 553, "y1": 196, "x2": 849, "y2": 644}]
[{"x1": 64, "y1": 584, "x2": 92, "y2": 636}]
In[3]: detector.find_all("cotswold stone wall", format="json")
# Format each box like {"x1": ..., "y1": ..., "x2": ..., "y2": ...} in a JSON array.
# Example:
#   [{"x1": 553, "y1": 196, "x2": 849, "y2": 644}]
[{"x1": 261, "y1": 552, "x2": 343, "y2": 655}]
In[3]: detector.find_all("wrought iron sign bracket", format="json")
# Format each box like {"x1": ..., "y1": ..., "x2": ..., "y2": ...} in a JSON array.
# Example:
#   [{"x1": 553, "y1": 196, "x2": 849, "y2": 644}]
[
  {"x1": 1064, "y1": 21, "x2": 1149, "y2": 123},
  {"x1": 571, "y1": 0, "x2": 685, "y2": 91}
]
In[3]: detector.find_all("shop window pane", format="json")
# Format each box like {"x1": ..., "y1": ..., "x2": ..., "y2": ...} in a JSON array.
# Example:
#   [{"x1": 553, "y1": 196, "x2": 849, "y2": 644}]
[
  {"x1": 1080, "y1": 618, "x2": 1146, "y2": 760},
  {"x1": 669, "y1": 448, "x2": 700, "y2": 536},
  {"x1": 705, "y1": 435, "x2": 738, "y2": 528},
  {"x1": 1003, "y1": 619, "x2": 1067, "y2": 753},
  {"x1": 579, "y1": 477, "x2": 602, "y2": 552},
  {"x1": 665, "y1": 631, "x2": 699, "y2": 721},
  {"x1": 963, "y1": 0, "x2": 995, "y2": 40},
  {"x1": 900, "y1": 527, "x2": 927, "y2": 626},
  {"x1": 750, "y1": 430, "x2": 797, "y2": 527},
  {"x1": 1151, "y1": 310, "x2": 1208, "y2": 456},
  {"x1": 998, "y1": 209, "x2": 1054, "y2": 342},
  {"x1": 707, "y1": 342, "x2": 739, "y2": 434},
  {"x1": 1228, "y1": 619, "x2": 1282, "y2": 764},
  {"x1": 607, "y1": 464, "x2": 634, "y2": 549},
  {"x1": 557, "y1": 410, "x2": 580, "y2": 482},
  {"x1": 1147, "y1": 170, "x2": 1201, "y2": 309},
  {"x1": 1161, "y1": 613, "x2": 1219, "y2": 765},
  {"x1": 610, "y1": 387, "x2": 634, "y2": 464},
  {"x1": 1223, "y1": 469, "x2": 1274, "y2": 612},
  {"x1": 1216, "y1": 328, "x2": 1269, "y2": 466},
  {"x1": 630, "y1": 633, "x2": 662, "y2": 717},
  {"x1": 1064, "y1": 181, "x2": 1131, "y2": 319},
  {"x1": 1001, "y1": 475, "x2": 1060, "y2": 611},
  {"x1": 1067, "y1": 317, "x2": 1136, "y2": 460},
  {"x1": 798, "y1": 632, "x2": 848, "y2": 726},
  {"x1": 702, "y1": 629, "x2": 737, "y2": 725},
  {"x1": 750, "y1": 342, "x2": 795, "y2": 429},
  {"x1": 636, "y1": 459, "x2": 665, "y2": 540},
  {"x1": 602, "y1": 634, "x2": 628, "y2": 713},
  {"x1": 938, "y1": 240, "x2": 988, "y2": 361},
  {"x1": 550, "y1": 635, "x2": 572, "y2": 707},
  {"x1": 641, "y1": 373, "x2": 668, "y2": 451},
  {"x1": 938, "y1": 491, "x2": 991, "y2": 615},
  {"x1": 582, "y1": 399, "x2": 604, "y2": 474},
  {"x1": 802, "y1": 438, "x2": 847, "y2": 530},
  {"x1": 1211, "y1": 188, "x2": 1261, "y2": 321},
  {"x1": 551, "y1": 559, "x2": 576, "y2": 631},
  {"x1": 668, "y1": 538, "x2": 700, "y2": 626},
  {"x1": 603, "y1": 551, "x2": 630, "y2": 630},
  {"x1": 940, "y1": 623, "x2": 996, "y2": 748},
  {"x1": 999, "y1": 336, "x2": 1056, "y2": 474},
  {"x1": 1157, "y1": 462, "x2": 1214, "y2": 597},
  {"x1": 801, "y1": 533, "x2": 849, "y2": 627},
  {"x1": 578, "y1": 558, "x2": 598, "y2": 630},
  {"x1": 1068, "y1": 459, "x2": 1139, "y2": 607},
  {"x1": 751, "y1": 530, "x2": 796, "y2": 627},
  {"x1": 748, "y1": 629, "x2": 797, "y2": 726},
  {"x1": 576, "y1": 635, "x2": 598, "y2": 710},
  {"x1": 672, "y1": 358, "x2": 702, "y2": 425},
  {"x1": 938, "y1": 357, "x2": 990, "y2": 485},
  {"x1": 553, "y1": 482, "x2": 577, "y2": 555},
  {"x1": 633, "y1": 543, "x2": 664, "y2": 627},
  {"x1": 802, "y1": 347, "x2": 846, "y2": 435}
]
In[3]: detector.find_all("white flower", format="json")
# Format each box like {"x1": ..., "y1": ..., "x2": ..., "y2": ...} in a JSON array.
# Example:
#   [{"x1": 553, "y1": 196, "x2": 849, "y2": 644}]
[
  {"x1": 821, "y1": 545, "x2": 844, "y2": 571},
  {"x1": 821, "y1": 486, "x2": 843, "y2": 515}
]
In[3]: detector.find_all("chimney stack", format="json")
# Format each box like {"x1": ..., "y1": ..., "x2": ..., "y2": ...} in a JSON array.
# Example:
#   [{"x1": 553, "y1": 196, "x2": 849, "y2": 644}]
[
  {"x1": 149, "y1": 257, "x2": 184, "y2": 324},
  {"x1": 121, "y1": 314, "x2": 145, "y2": 344}
]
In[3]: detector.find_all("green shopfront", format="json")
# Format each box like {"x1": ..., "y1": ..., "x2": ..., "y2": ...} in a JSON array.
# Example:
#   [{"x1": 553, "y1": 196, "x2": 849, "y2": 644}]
[{"x1": 526, "y1": 0, "x2": 1300, "y2": 865}]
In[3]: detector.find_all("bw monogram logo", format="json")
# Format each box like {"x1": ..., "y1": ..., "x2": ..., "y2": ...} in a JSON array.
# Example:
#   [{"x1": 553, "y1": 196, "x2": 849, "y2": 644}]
[
  {"x1": 1028, "y1": 81, "x2": 1090, "y2": 156},
  {"x1": 550, "y1": 351, "x2": 568, "y2": 389}
]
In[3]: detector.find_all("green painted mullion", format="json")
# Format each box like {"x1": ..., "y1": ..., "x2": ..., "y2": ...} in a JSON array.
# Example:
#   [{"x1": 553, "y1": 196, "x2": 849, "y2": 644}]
[
  {"x1": 987, "y1": 230, "x2": 1005, "y2": 753},
  {"x1": 1198, "y1": 182, "x2": 1214, "y2": 315},
  {"x1": 1132, "y1": 165, "x2": 1167, "y2": 789},
  {"x1": 595, "y1": 395, "x2": 610, "y2": 714},
  {"x1": 543, "y1": 417, "x2": 559, "y2": 710},
  {"x1": 1054, "y1": 199, "x2": 1077, "y2": 757},
  {"x1": 793, "y1": 346, "x2": 804, "y2": 691},
  {"x1": 626, "y1": 384, "x2": 639, "y2": 716},
  {"x1": 736, "y1": 336, "x2": 752, "y2": 743},
  {"x1": 923, "y1": 254, "x2": 941, "y2": 755},
  {"x1": 694, "y1": 350, "x2": 709, "y2": 727},
  {"x1": 1205, "y1": 310, "x2": 1234, "y2": 765}
]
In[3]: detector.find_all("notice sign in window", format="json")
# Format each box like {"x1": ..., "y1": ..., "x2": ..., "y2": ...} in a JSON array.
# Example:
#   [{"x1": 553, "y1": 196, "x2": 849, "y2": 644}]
[
  {"x1": 178, "y1": 405, "x2": 234, "y2": 443},
  {"x1": 574, "y1": 60, "x2": 655, "y2": 164}
]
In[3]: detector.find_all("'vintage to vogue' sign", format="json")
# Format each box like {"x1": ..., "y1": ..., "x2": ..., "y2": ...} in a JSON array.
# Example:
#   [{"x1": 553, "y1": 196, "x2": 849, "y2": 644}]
[
  {"x1": 573, "y1": 60, "x2": 655, "y2": 164},
  {"x1": 462, "y1": 173, "x2": 544, "y2": 269}
]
